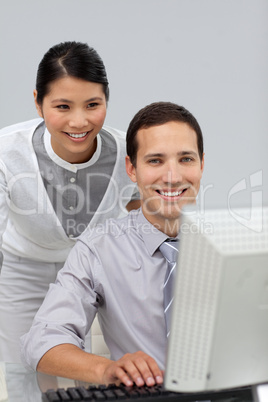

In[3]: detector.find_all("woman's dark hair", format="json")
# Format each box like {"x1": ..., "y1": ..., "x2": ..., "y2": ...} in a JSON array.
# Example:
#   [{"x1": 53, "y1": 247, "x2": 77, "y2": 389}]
[
  {"x1": 126, "y1": 101, "x2": 204, "y2": 167},
  {"x1": 35, "y1": 41, "x2": 109, "y2": 104}
]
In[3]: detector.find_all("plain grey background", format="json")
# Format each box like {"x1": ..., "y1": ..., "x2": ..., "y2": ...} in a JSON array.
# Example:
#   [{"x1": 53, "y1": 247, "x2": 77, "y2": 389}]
[{"x1": 0, "y1": 0, "x2": 267, "y2": 211}]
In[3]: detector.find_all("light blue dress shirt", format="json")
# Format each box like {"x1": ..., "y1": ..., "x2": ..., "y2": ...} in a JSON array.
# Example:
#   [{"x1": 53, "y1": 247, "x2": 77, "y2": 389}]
[{"x1": 21, "y1": 209, "x2": 171, "y2": 370}]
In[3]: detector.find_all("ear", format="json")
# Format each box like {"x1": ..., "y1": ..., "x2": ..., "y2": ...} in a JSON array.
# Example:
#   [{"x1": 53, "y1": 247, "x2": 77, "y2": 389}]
[
  {"x1": 33, "y1": 90, "x2": 43, "y2": 118},
  {"x1": 125, "y1": 156, "x2": 137, "y2": 183},
  {"x1": 200, "y1": 153, "x2": 205, "y2": 173}
]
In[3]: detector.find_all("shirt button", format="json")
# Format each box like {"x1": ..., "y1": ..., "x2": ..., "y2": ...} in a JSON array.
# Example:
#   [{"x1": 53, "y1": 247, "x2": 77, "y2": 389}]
[
  {"x1": 69, "y1": 234, "x2": 74, "y2": 239},
  {"x1": 70, "y1": 177, "x2": 76, "y2": 183},
  {"x1": 69, "y1": 206, "x2": 74, "y2": 211}
]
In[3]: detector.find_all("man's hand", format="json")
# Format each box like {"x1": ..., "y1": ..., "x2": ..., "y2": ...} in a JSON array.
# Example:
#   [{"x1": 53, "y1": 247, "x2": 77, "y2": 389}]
[
  {"x1": 101, "y1": 351, "x2": 164, "y2": 387},
  {"x1": 37, "y1": 345, "x2": 163, "y2": 387}
]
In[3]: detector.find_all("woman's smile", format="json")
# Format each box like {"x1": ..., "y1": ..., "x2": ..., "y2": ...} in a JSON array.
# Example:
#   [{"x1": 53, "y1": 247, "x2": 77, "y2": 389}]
[{"x1": 35, "y1": 76, "x2": 107, "y2": 163}]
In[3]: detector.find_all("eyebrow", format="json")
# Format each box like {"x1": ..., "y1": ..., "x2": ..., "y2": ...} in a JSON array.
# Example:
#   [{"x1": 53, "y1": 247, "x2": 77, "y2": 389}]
[
  {"x1": 50, "y1": 96, "x2": 104, "y2": 104},
  {"x1": 144, "y1": 150, "x2": 198, "y2": 159}
]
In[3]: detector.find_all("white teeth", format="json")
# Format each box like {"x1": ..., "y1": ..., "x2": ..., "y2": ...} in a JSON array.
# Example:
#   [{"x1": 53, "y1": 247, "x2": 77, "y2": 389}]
[
  {"x1": 67, "y1": 132, "x2": 88, "y2": 138},
  {"x1": 159, "y1": 190, "x2": 184, "y2": 197}
]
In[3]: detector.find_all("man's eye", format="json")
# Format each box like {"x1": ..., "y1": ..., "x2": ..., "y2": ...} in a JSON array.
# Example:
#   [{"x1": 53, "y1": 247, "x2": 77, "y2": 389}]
[
  {"x1": 149, "y1": 159, "x2": 161, "y2": 164},
  {"x1": 182, "y1": 157, "x2": 193, "y2": 162}
]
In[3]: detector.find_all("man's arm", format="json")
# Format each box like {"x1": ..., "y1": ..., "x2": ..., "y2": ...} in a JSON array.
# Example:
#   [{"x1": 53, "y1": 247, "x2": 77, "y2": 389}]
[
  {"x1": 22, "y1": 230, "x2": 163, "y2": 387},
  {"x1": 37, "y1": 344, "x2": 163, "y2": 387}
]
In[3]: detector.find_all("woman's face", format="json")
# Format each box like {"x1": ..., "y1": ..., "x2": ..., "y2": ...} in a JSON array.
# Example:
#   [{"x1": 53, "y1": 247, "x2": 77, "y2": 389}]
[{"x1": 34, "y1": 76, "x2": 107, "y2": 163}]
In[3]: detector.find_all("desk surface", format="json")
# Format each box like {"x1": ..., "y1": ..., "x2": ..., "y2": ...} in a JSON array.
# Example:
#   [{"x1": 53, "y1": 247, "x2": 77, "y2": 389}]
[
  {"x1": 0, "y1": 362, "x2": 87, "y2": 402},
  {"x1": 0, "y1": 362, "x2": 266, "y2": 402}
]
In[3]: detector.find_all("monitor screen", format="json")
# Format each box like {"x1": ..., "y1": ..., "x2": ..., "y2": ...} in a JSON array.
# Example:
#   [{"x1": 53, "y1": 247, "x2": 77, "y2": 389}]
[{"x1": 165, "y1": 206, "x2": 268, "y2": 393}]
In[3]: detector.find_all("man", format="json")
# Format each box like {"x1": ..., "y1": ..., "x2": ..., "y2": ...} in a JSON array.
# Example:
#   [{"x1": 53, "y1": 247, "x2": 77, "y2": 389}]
[{"x1": 21, "y1": 101, "x2": 204, "y2": 388}]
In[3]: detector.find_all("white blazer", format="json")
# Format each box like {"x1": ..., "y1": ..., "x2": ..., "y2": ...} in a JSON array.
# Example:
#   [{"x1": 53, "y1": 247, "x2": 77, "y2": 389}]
[{"x1": 0, "y1": 118, "x2": 135, "y2": 263}]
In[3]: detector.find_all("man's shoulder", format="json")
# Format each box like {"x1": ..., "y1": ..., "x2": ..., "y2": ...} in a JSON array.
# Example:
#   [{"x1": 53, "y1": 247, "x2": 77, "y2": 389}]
[{"x1": 79, "y1": 209, "x2": 142, "y2": 245}]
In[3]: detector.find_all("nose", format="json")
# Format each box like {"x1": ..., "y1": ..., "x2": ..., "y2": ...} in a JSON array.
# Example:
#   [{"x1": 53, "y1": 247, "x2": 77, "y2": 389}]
[
  {"x1": 162, "y1": 161, "x2": 183, "y2": 184},
  {"x1": 69, "y1": 110, "x2": 88, "y2": 129}
]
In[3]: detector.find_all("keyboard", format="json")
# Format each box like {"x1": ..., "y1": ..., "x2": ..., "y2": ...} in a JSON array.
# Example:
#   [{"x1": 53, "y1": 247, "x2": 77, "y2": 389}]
[{"x1": 42, "y1": 383, "x2": 253, "y2": 401}]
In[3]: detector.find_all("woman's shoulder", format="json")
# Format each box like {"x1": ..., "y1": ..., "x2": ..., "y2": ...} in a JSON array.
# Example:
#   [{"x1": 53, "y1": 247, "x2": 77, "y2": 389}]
[
  {"x1": 101, "y1": 125, "x2": 127, "y2": 156},
  {"x1": 0, "y1": 118, "x2": 43, "y2": 137},
  {"x1": 102, "y1": 125, "x2": 126, "y2": 141}
]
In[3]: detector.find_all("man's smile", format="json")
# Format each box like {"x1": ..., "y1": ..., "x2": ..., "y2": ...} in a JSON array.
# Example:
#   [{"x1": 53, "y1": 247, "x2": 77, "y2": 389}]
[{"x1": 155, "y1": 187, "x2": 188, "y2": 200}]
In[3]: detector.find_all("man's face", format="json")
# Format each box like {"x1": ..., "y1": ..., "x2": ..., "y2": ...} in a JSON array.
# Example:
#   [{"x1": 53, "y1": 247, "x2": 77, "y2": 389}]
[{"x1": 126, "y1": 121, "x2": 204, "y2": 234}]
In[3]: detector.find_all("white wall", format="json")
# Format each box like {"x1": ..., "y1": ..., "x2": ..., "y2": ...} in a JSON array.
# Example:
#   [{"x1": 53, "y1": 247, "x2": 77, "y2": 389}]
[{"x1": 0, "y1": 0, "x2": 267, "y2": 210}]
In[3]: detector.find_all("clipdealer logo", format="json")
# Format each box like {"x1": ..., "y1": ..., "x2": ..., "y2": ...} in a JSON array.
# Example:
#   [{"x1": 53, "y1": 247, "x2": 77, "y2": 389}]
[{"x1": 227, "y1": 170, "x2": 263, "y2": 232}]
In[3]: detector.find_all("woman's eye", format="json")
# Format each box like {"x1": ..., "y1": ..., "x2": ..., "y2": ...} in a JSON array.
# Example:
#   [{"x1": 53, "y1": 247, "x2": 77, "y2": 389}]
[
  {"x1": 56, "y1": 105, "x2": 69, "y2": 110},
  {"x1": 87, "y1": 102, "x2": 98, "y2": 108}
]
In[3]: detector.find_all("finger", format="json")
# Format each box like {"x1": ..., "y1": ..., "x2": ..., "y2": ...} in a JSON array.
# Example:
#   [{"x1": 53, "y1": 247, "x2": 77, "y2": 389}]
[
  {"x1": 132, "y1": 353, "x2": 164, "y2": 386},
  {"x1": 118, "y1": 358, "x2": 146, "y2": 387},
  {"x1": 108, "y1": 365, "x2": 134, "y2": 387},
  {"x1": 143, "y1": 355, "x2": 163, "y2": 385},
  {"x1": 125, "y1": 355, "x2": 157, "y2": 387}
]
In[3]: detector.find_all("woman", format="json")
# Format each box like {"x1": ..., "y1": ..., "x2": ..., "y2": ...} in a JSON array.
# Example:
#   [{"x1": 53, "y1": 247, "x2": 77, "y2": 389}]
[{"x1": 0, "y1": 41, "x2": 139, "y2": 362}]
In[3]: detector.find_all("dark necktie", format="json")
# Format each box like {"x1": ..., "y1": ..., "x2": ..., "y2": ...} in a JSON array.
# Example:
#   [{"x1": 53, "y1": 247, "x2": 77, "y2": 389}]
[{"x1": 159, "y1": 239, "x2": 179, "y2": 337}]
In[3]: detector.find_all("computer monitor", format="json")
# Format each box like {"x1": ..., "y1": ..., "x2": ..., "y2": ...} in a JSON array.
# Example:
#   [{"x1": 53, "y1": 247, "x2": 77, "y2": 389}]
[{"x1": 165, "y1": 205, "x2": 268, "y2": 393}]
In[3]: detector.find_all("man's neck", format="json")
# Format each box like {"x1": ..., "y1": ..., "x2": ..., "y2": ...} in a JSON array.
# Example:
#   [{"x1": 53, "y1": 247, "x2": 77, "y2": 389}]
[
  {"x1": 141, "y1": 210, "x2": 180, "y2": 238},
  {"x1": 160, "y1": 219, "x2": 180, "y2": 238}
]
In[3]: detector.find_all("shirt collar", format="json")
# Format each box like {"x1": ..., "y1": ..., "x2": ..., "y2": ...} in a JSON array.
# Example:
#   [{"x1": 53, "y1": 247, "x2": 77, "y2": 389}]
[
  {"x1": 44, "y1": 128, "x2": 102, "y2": 172},
  {"x1": 135, "y1": 209, "x2": 172, "y2": 256}
]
